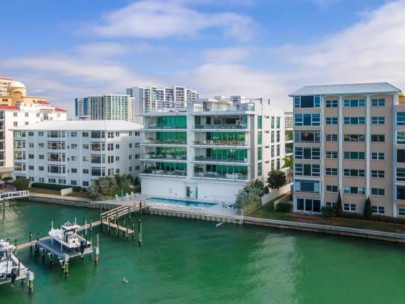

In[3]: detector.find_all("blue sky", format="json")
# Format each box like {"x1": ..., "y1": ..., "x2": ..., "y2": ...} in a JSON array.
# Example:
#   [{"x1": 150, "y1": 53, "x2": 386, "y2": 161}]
[{"x1": 1, "y1": 0, "x2": 404, "y2": 115}]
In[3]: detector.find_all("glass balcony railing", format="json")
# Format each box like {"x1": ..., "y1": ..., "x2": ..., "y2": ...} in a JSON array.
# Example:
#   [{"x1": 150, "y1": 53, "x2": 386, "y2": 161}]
[
  {"x1": 142, "y1": 139, "x2": 187, "y2": 145},
  {"x1": 194, "y1": 156, "x2": 248, "y2": 163},
  {"x1": 194, "y1": 124, "x2": 247, "y2": 130},
  {"x1": 141, "y1": 169, "x2": 187, "y2": 177},
  {"x1": 193, "y1": 140, "x2": 248, "y2": 146},
  {"x1": 143, "y1": 154, "x2": 187, "y2": 160},
  {"x1": 193, "y1": 172, "x2": 248, "y2": 180}
]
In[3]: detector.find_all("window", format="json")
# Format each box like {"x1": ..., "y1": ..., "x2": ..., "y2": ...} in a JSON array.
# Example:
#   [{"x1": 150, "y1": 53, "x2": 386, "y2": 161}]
[
  {"x1": 397, "y1": 150, "x2": 405, "y2": 163},
  {"x1": 371, "y1": 170, "x2": 385, "y2": 178},
  {"x1": 371, "y1": 135, "x2": 385, "y2": 142},
  {"x1": 372, "y1": 117, "x2": 385, "y2": 125},
  {"x1": 294, "y1": 96, "x2": 320, "y2": 108},
  {"x1": 295, "y1": 180, "x2": 321, "y2": 193},
  {"x1": 372, "y1": 206, "x2": 385, "y2": 214},
  {"x1": 344, "y1": 203, "x2": 356, "y2": 212},
  {"x1": 326, "y1": 117, "x2": 338, "y2": 125},
  {"x1": 71, "y1": 156, "x2": 77, "y2": 161},
  {"x1": 325, "y1": 168, "x2": 338, "y2": 175},
  {"x1": 294, "y1": 131, "x2": 321, "y2": 143},
  {"x1": 397, "y1": 168, "x2": 405, "y2": 181},
  {"x1": 344, "y1": 134, "x2": 365, "y2": 142},
  {"x1": 39, "y1": 155, "x2": 44, "y2": 160},
  {"x1": 71, "y1": 132, "x2": 77, "y2": 137},
  {"x1": 397, "y1": 112, "x2": 405, "y2": 125},
  {"x1": 258, "y1": 116, "x2": 262, "y2": 129},
  {"x1": 71, "y1": 168, "x2": 77, "y2": 173},
  {"x1": 326, "y1": 185, "x2": 338, "y2": 192},
  {"x1": 399, "y1": 208, "x2": 405, "y2": 216},
  {"x1": 29, "y1": 166, "x2": 34, "y2": 170},
  {"x1": 372, "y1": 152, "x2": 384, "y2": 160},
  {"x1": 397, "y1": 131, "x2": 405, "y2": 144},
  {"x1": 38, "y1": 143, "x2": 44, "y2": 148},
  {"x1": 344, "y1": 169, "x2": 365, "y2": 177},
  {"x1": 83, "y1": 181, "x2": 89, "y2": 187},
  {"x1": 39, "y1": 132, "x2": 44, "y2": 136},
  {"x1": 372, "y1": 98, "x2": 385, "y2": 107},
  {"x1": 83, "y1": 169, "x2": 89, "y2": 174},
  {"x1": 295, "y1": 147, "x2": 320, "y2": 160},
  {"x1": 344, "y1": 99, "x2": 365, "y2": 107},
  {"x1": 344, "y1": 187, "x2": 365, "y2": 195},
  {"x1": 83, "y1": 144, "x2": 89, "y2": 150},
  {"x1": 325, "y1": 100, "x2": 338, "y2": 108},
  {"x1": 398, "y1": 186, "x2": 405, "y2": 200},
  {"x1": 294, "y1": 114, "x2": 321, "y2": 126},
  {"x1": 295, "y1": 164, "x2": 320, "y2": 177},
  {"x1": 326, "y1": 134, "x2": 338, "y2": 142},
  {"x1": 82, "y1": 132, "x2": 89, "y2": 137},
  {"x1": 371, "y1": 188, "x2": 385, "y2": 196},
  {"x1": 71, "y1": 180, "x2": 77, "y2": 186},
  {"x1": 296, "y1": 198, "x2": 321, "y2": 212},
  {"x1": 344, "y1": 151, "x2": 365, "y2": 160},
  {"x1": 326, "y1": 151, "x2": 338, "y2": 159},
  {"x1": 116, "y1": 144, "x2": 120, "y2": 149},
  {"x1": 13, "y1": 122, "x2": 17, "y2": 127},
  {"x1": 71, "y1": 144, "x2": 78, "y2": 149},
  {"x1": 39, "y1": 166, "x2": 44, "y2": 171},
  {"x1": 344, "y1": 117, "x2": 365, "y2": 125}
]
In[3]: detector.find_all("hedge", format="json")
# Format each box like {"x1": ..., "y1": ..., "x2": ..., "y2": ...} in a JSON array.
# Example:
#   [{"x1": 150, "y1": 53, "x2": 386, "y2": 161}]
[{"x1": 31, "y1": 183, "x2": 82, "y2": 192}]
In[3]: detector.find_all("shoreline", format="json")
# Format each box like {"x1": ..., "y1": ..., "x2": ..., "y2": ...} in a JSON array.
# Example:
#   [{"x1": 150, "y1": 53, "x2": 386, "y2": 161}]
[{"x1": 18, "y1": 194, "x2": 405, "y2": 244}]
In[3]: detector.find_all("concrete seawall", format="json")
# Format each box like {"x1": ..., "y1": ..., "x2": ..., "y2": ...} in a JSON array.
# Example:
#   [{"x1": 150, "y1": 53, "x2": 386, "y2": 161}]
[{"x1": 19, "y1": 194, "x2": 405, "y2": 244}]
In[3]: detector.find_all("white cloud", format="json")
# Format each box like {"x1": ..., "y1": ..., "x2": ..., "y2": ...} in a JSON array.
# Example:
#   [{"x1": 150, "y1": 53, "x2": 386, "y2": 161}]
[
  {"x1": 202, "y1": 47, "x2": 252, "y2": 63},
  {"x1": 88, "y1": 0, "x2": 254, "y2": 41},
  {"x1": 75, "y1": 42, "x2": 128, "y2": 58}
]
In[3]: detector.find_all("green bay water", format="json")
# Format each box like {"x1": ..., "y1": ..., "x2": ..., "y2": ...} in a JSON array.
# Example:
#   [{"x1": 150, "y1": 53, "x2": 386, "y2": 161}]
[{"x1": 1, "y1": 202, "x2": 405, "y2": 303}]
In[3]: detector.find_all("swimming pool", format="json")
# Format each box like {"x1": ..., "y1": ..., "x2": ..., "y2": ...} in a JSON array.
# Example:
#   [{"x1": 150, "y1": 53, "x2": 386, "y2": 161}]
[{"x1": 146, "y1": 197, "x2": 218, "y2": 208}]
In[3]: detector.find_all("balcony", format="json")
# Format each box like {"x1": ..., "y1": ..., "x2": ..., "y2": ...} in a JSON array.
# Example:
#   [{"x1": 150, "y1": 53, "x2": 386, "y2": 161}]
[
  {"x1": 193, "y1": 172, "x2": 248, "y2": 181},
  {"x1": 193, "y1": 140, "x2": 248, "y2": 147},
  {"x1": 141, "y1": 139, "x2": 187, "y2": 146},
  {"x1": 140, "y1": 169, "x2": 187, "y2": 177},
  {"x1": 194, "y1": 156, "x2": 248, "y2": 163},
  {"x1": 143, "y1": 154, "x2": 187, "y2": 161},
  {"x1": 194, "y1": 123, "x2": 247, "y2": 130}
]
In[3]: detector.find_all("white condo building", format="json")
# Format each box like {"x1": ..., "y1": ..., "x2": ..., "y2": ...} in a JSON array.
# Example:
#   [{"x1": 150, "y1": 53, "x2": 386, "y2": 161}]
[
  {"x1": 127, "y1": 86, "x2": 198, "y2": 123},
  {"x1": 0, "y1": 103, "x2": 67, "y2": 177},
  {"x1": 12, "y1": 120, "x2": 143, "y2": 188},
  {"x1": 75, "y1": 94, "x2": 134, "y2": 122},
  {"x1": 140, "y1": 97, "x2": 287, "y2": 203}
]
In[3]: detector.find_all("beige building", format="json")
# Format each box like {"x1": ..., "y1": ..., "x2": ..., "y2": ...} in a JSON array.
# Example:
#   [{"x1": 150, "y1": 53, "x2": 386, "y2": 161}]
[
  {"x1": 0, "y1": 77, "x2": 47, "y2": 106},
  {"x1": 291, "y1": 82, "x2": 405, "y2": 217}
]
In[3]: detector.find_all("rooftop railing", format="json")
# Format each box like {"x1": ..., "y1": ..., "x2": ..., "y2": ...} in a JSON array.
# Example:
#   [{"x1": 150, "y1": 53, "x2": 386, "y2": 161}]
[{"x1": 193, "y1": 172, "x2": 248, "y2": 180}]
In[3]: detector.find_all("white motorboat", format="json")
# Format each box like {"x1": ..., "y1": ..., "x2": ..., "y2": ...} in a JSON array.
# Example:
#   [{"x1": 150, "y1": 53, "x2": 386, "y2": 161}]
[
  {"x1": 49, "y1": 221, "x2": 91, "y2": 250},
  {"x1": 0, "y1": 239, "x2": 15, "y2": 280}
]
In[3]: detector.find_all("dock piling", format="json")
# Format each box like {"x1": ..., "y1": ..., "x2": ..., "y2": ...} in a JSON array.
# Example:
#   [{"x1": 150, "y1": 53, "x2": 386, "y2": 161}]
[
  {"x1": 28, "y1": 271, "x2": 34, "y2": 294},
  {"x1": 29, "y1": 232, "x2": 32, "y2": 254},
  {"x1": 138, "y1": 218, "x2": 143, "y2": 247},
  {"x1": 64, "y1": 261, "x2": 69, "y2": 278}
]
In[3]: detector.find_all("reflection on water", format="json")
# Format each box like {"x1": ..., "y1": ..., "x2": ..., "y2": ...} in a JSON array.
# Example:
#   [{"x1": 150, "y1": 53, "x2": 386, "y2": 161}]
[{"x1": 1, "y1": 202, "x2": 405, "y2": 304}]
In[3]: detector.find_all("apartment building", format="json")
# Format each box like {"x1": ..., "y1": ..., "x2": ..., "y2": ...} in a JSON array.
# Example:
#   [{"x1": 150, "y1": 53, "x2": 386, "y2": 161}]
[
  {"x1": 12, "y1": 120, "x2": 143, "y2": 188},
  {"x1": 126, "y1": 86, "x2": 198, "y2": 122},
  {"x1": 75, "y1": 94, "x2": 134, "y2": 122},
  {"x1": 0, "y1": 103, "x2": 67, "y2": 177},
  {"x1": 140, "y1": 97, "x2": 286, "y2": 203},
  {"x1": 0, "y1": 77, "x2": 48, "y2": 106},
  {"x1": 290, "y1": 82, "x2": 405, "y2": 217}
]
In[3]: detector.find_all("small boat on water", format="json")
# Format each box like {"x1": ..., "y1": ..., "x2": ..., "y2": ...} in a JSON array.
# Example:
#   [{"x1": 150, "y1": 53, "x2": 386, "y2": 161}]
[
  {"x1": 49, "y1": 221, "x2": 91, "y2": 251},
  {"x1": 0, "y1": 239, "x2": 16, "y2": 281}
]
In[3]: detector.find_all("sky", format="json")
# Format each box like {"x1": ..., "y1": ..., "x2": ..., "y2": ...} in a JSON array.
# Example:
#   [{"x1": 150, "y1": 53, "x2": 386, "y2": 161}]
[{"x1": 1, "y1": 0, "x2": 405, "y2": 116}]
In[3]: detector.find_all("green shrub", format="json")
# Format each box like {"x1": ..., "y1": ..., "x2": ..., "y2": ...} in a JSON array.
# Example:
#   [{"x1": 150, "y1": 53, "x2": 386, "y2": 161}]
[
  {"x1": 2, "y1": 176, "x2": 13, "y2": 182},
  {"x1": 321, "y1": 206, "x2": 335, "y2": 218},
  {"x1": 275, "y1": 202, "x2": 292, "y2": 213},
  {"x1": 14, "y1": 178, "x2": 30, "y2": 190},
  {"x1": 364, "y1": 197, "x2": 372, "y2": 219},
  {"x1": 31, "y1": 183, "x2": 80, "y2": 191}
]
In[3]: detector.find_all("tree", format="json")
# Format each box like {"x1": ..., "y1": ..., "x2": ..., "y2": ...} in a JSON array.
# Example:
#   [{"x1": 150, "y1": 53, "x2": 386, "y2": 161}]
[
  {"x1": 364, "y1": 196, "x2": 372, "y2": 219},
  {"x1": 336, "y1": 191, "x2": 343, "y2": 217},
  {"x1": 88, "y1": 176, "x2": 118, "y2": 199},
  {"x1": 282, "y1": 156, "x2": 293, "y2": 183},
  {"x1": 14, "y1": 178, "x2": 30, "y2": 190},
  {"x1": 266, "y1": 170, "x2": 287, "y2": 190}
]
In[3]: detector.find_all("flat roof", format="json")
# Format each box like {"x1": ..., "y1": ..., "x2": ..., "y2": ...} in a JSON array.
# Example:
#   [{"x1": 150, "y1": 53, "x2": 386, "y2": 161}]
[
  {"x1": 12, "y1": 120, "x2": 143, "y2": 131},
  {"x1": 290, "y1": 82, "x2": 401, "y2": 96}
]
